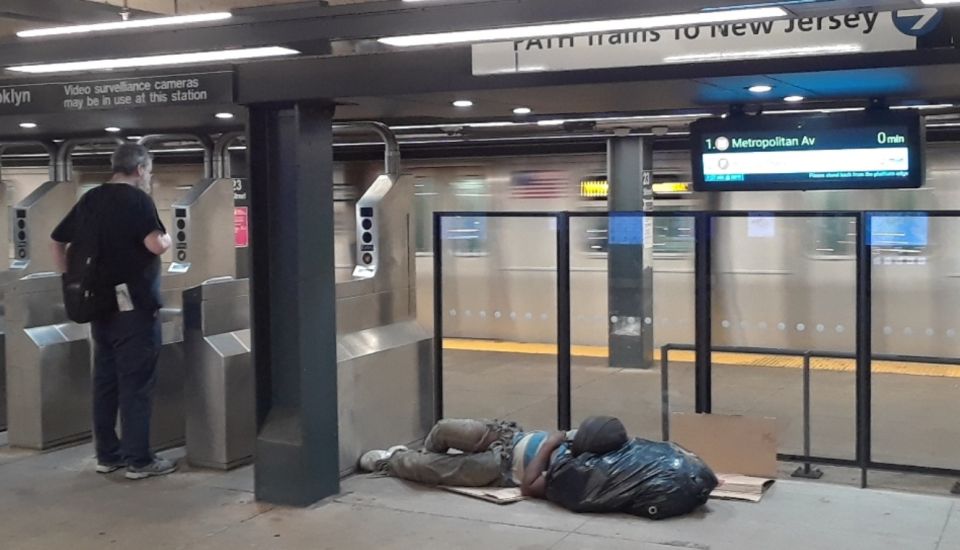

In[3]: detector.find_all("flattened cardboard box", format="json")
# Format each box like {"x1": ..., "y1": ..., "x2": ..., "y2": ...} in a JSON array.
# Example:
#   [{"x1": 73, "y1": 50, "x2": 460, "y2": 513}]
[{"x1": 670, "y1": 413, "x2": 779, "y2": 479}]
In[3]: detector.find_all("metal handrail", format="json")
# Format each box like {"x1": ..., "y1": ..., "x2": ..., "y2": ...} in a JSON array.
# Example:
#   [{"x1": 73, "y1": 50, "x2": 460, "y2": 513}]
[
  {"x1": 0, "y1": 141, "x2": 58, "y2": 181},
  {"x1": 213, "y1": 131, "x2": 244, "y2": 179},
  {"x1": 57, "y1": 137, "x2": 125, "y2": 182},
  {"x1": 334, "y1": 121, "x2": 400, "y2": 179},
  {"x1": 138, "y1": 134, "x2": 215, "y2": 178},
  {"x1": 659, "y1": 343, "x2": 960, "y2": 478}
]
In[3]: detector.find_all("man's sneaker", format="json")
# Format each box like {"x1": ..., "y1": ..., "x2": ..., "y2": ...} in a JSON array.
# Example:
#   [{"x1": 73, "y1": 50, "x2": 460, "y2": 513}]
[
  {"x1": 387, "y1": 445, "x2": 409, "y2": 456},
  {"x1": 359, "y1": 446, "x2": 409, "y2": 472},
  {"x1": 96, "y1": 461, "x2": 124, "y2": 474},
  {"x1": 125, "y1": 457, "x2": 178, "y2": 480},
  {"x1": 359, "y1": 450, "x2": 390, "y2": 473}
]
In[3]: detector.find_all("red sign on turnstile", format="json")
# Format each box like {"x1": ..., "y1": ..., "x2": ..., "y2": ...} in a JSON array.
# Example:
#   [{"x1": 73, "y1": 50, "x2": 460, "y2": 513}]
[{"x1": 234, "y1": 207, "x2": 249, "y2": 248}]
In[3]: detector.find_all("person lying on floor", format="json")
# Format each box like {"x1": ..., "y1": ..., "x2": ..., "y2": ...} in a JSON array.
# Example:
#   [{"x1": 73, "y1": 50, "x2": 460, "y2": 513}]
[{"x1": 359, "y1": 416, "x2": 628, "y2": 498}]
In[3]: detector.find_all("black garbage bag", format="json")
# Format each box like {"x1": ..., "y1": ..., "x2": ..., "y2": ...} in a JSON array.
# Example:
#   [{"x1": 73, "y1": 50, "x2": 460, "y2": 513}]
[{"x1": 545, "y1": 438, "x2": 718, "y2": 520}]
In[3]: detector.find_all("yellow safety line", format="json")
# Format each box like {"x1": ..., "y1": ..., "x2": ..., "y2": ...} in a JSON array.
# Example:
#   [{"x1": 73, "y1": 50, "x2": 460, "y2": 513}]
[{"x1": 442, "y1": 338, "x2": 960, "y2": 379}]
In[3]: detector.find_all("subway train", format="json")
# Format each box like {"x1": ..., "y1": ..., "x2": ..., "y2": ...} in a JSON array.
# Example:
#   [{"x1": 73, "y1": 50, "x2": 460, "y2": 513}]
[
  {"x1": 2, "y1": 139, "x2": 957, "y2": 360},
  {"x1": 406, "y1": 144, "x2": 960, "y2": 359}
]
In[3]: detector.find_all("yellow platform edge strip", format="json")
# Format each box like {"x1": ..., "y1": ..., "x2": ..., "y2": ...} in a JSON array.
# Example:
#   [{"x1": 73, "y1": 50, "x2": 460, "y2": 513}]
[{"x1": 442, "y1": 338, "x2": 960, "y2": 379}]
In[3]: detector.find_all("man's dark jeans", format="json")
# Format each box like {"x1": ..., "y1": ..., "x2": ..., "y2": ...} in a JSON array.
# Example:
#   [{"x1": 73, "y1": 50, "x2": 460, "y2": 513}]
[{"x1": 91, "y1": 308, "x2": 161, "y2": 468}]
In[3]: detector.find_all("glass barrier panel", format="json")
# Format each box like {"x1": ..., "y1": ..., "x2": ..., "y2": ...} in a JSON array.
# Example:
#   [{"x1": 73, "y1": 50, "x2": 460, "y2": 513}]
[
  {"x1": 569, "y1": 214, "x2": 696, "y2": 441},
  {"x1": 870, "y1": 214, "x2": 960, "y2": 469},
  {"x1": 711, "y1": 215, "x2": 858, "y2": 461},
  {"x1": 439, "y1": 215, "x2": 558, "y2": 431}
]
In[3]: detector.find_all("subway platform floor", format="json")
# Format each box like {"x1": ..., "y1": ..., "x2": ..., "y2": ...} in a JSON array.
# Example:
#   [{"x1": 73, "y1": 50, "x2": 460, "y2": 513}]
[
  {"x1": 0, "y1": 437, "x2": 959, "y2": 550},
  {"x1": 441, "y1": 348, "x2": 960, "y2": 487},
  {"x1": 3, "y1": 347, "x2": 960, "y2": 549}
]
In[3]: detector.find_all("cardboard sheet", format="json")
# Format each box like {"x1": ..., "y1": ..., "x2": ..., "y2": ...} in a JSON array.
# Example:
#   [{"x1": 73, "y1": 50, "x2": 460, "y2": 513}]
[
  {"x1": 670, "y1": 413, "x2": 779, "y2": 479},
  {"x1": 711, "y1": 474, "x2": 776, "y2": 503},
  {"x1": 443, "y1": 487, "x2": 526, "y2": 505}
]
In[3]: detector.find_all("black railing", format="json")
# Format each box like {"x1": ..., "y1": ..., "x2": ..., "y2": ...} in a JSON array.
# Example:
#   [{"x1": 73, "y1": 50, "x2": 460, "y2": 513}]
[{"x1": 432, "y1": 210, "x2": 960, "y2": 489}]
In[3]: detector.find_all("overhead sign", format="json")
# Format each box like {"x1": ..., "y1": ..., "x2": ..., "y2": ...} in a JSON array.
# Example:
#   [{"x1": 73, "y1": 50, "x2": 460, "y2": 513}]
[
  {"x1": 690, "y1": 111, "x2": 924, "y2": 191},
  {"x1": 473, "y1": 10, "x2": 941, "y2": 75},
  {"x1": 0, "y1": 71, "x2": 233, "y2": 116}
]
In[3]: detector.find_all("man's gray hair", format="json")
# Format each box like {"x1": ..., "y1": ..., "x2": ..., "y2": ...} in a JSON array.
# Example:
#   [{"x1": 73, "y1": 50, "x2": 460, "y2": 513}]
[{"x1": 111, "y1": 143, "x2": 152, "y2": 175}]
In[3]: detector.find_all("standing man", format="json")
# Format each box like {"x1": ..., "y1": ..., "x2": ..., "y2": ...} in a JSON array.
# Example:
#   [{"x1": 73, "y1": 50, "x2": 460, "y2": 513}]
[{"x1": 51, "y1": 143, "x2": 177, "y2": 480}]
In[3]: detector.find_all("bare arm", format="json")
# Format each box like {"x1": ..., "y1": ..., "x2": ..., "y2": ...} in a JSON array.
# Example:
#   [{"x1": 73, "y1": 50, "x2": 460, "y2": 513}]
[
  {"x1": 143, "y1": 230, "x2": 172, "y2": 256},
  {"x1": 520, "y1": 432, "x2": 566, "y2": 499},
  {"x1": 51, "y1": 241, "x2": 68, "y2": 273}
]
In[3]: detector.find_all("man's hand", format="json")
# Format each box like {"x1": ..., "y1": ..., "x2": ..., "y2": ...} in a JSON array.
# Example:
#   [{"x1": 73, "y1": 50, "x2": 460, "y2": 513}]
[
  {"x1": 520, "y1": 431, "x2": 566, "y2": 499},
  {"x1": 143, "y1": 230, "x2": 172, "y2": 256}
]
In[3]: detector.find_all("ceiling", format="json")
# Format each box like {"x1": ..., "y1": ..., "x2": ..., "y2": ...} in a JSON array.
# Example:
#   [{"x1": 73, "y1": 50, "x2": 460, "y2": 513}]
[
  {"x1": 0, "y1": 0, "x2": 956, "y2": 141},
  {"x1": 0, "y1": 0, "x2": 347, "y2": 40}
]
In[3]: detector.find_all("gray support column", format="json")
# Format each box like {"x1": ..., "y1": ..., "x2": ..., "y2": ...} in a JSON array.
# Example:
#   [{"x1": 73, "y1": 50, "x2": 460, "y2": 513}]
[
  {"x1": 607, "y1": 137, "x2": 654, "y2": 369},
  {"x1": 248, "y1": 101, "x2": 340, "y2": 506}
]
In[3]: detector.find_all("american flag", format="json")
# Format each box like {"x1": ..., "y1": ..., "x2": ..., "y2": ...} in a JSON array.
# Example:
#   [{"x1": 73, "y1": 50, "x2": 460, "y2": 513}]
[{"x1": 510, "y1": 170, "x2": 569, "y2": 199}]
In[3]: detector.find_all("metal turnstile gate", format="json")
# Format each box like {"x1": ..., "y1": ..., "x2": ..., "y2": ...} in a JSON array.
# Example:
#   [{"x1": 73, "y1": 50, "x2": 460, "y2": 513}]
[{"x1": 183, "y1": 278, "x2": 253, "y2": 469}]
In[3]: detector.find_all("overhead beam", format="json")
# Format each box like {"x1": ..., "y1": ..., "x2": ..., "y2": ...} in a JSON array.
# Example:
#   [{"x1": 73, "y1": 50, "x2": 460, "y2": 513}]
[
  {"x1": 233, "y1": 44, "x2": 960, "y2": 104},
  {"x1": 0, "y1": 0, "x2": 155, "y2": 24},
  {"x1": 0, "y1": 0, "x2": 817, "y2": 66}
]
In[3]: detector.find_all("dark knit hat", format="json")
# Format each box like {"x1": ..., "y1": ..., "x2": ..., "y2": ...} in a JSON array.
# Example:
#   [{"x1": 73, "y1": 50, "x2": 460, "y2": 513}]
[{"x1": 572, "y1": 416, "x2": 628, "y2": 457}]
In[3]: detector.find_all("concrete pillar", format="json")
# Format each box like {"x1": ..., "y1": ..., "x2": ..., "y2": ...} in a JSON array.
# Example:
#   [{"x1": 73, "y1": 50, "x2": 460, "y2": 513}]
[
  {"x1": 607, "y1": 136, "x2": 654, "y2": 369},
  {"x1": 247, "y1": 101, "x2": 339, "y2": 506}
]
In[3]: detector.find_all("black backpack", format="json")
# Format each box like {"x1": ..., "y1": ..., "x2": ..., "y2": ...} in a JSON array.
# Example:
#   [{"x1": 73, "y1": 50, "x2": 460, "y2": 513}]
[{"x1": 61, "y1": 193, "x2": 118, "y2": 323}]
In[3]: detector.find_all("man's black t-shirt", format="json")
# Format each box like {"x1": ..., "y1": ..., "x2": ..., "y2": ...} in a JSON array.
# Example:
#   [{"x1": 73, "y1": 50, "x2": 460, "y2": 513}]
[{"x1": 52, "y1": 183, "x2": 166, "y2": 312}]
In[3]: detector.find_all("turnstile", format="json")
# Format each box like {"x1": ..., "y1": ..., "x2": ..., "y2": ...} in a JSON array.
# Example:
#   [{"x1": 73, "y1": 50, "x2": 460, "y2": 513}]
[
  {"x1": 152, "y1": 177, "x2": 235, "y2": 450},
  {"x1": 184, "y1": 172, "x2": 433, "y2": 474},
  {"x1": 5, "y1": 180, "x2": 91, "y2": 448},
  {"x1": 183, "y1": 278, "x2": 253, "y2": 469},
  {"x1": 6, "y1": 273, "x2": 91, "y2": 449},
  {"x1": 335, "y1": 172, "x2": 433, "y2": 474}
]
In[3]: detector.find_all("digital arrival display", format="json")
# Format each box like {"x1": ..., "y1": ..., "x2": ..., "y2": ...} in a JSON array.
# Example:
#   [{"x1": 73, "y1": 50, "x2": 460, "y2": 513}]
[{"x1": 690, "y1": 111, "x2": 924, "y2": 191}]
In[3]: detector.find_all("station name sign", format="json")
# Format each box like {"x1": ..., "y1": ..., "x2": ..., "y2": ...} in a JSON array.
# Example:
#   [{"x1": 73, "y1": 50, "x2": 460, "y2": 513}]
[
  {"x1": 0, "y1": 71, "x2": 233, "y2": 116},
  {"x1": 473, "y1": 9, "x2": 944, "y2": 75}
]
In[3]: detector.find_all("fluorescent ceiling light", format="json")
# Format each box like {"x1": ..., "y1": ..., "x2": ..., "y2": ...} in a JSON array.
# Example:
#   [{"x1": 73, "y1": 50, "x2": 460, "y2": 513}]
[
  {"x1": 748, "y1": 85, "x2": 773, "y2": 93},
  {"x1": 392, "y1": 112, "x2": 712, "y2": 131},
  {"x1": 215, "y1": 112, "x2": 235, "y2": 119},
  {"x1": 379, "y1": 6, "x2": 786, "y2": 47},
  {"x1": 784, "y1": 95, "x2": 805, "y2": 102},
  {"x1": 891, "y1": 103, "x2": 955, "y2": 110},
  {"x1": 767, "y1": 107, "x2": 865, "y2": 115},
  {"x1": 921, "y1": 0, "x2": 960, "y2": 5},
  {"x1": 513, "y1": 107, "x2": 533, "y2": 115},
  {"x1": 453, "y1": 100, "x2": 474, "y2": 108},
  {"x1": 18, "y1": 12, "x2": 232, "y2": 38},
  {"x1": 7, "y1": 46, "x2": 298, "y2": 74},
  {"x1": 104, "y1": 126, "x2": 121, "y2": 133},
  {"x1": 664, "y1": 44, "x2": 861, "y2": 63},
  {"x1": 19, "y1": 122, "x2": 37, "y2": 129}
]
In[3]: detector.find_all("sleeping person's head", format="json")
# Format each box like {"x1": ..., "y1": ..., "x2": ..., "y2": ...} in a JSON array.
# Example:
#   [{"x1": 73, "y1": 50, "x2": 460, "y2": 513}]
[{"x1": 572, "y1": 416, "x2": 628, "y2": 457}]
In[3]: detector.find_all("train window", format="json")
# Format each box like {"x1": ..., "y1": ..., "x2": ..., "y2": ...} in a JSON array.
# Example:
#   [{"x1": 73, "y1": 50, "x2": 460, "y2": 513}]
[
  {"x1": 414, "y1": 176, "x2": 438, "y2": 254},
  {"x1": 654, "y1": 217, "x2": 695, "y2": 256},
  {"x1": 579, "y1": 216, "x2": 694, "y2": 257},
  {"x1": 807, "y1": 192, "x2": 857, "y2": 258},
  {"x1": 869, "y1": 214, "x2": 929, "y2": 254},
  {"x1": 447, "y1": 178, "x2": 490, "y2": 255},
  {"x1": 809, "y1": 217, "x2": 858, "y2": 258},
  {"x1": 584, "y1": 219, "x2": 608, "y2": 255},
  {"x1": 415, "y1": 174, "x2": 491, "y2": 255},
  {"x1": 808, "y1": 193, "x2": 927, "y2": 259}
]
